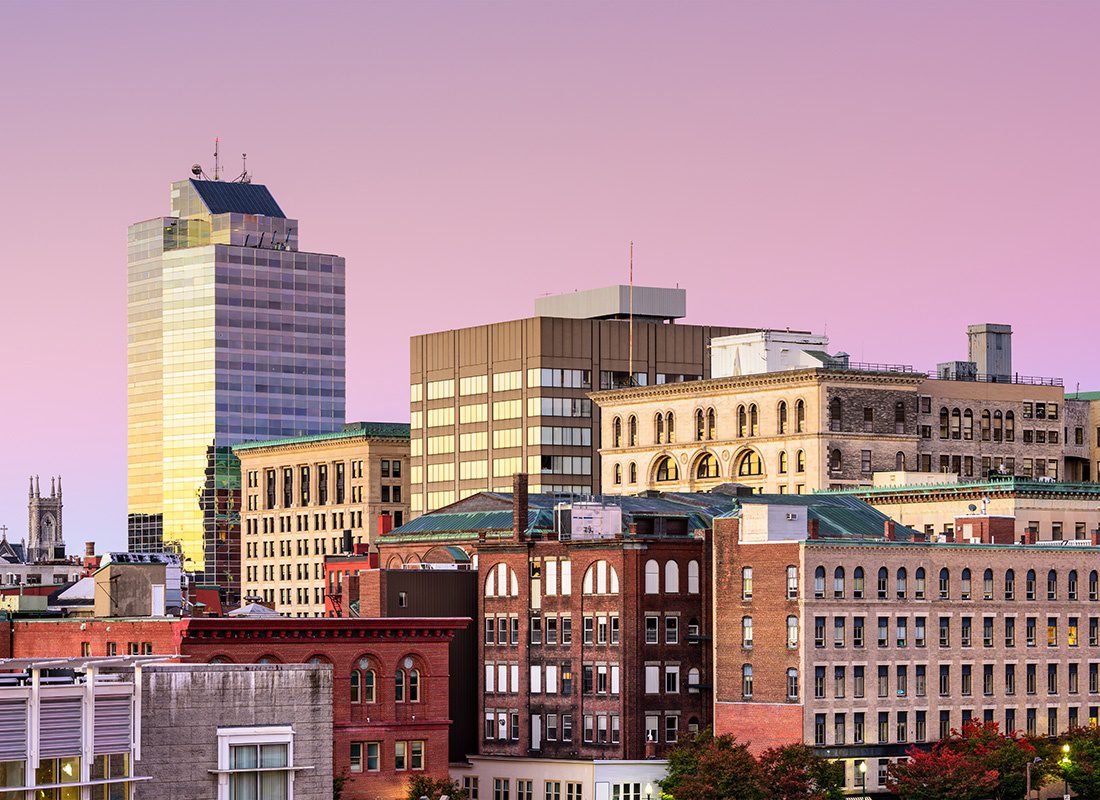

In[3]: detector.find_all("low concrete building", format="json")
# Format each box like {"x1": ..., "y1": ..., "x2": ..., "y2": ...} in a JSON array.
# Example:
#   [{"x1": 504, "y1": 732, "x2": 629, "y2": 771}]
[
  {"x1": 451, "y1": 756, "x2": 669, "y2": 800},
  {"x1": 139, "y1": 663, "x2": 333, "y2": 800}
]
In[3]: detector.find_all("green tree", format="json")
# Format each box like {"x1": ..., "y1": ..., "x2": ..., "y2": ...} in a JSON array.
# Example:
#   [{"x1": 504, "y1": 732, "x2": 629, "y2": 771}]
[
  {"x1": 660, "y1": 729, "x2": 765, "y2": 800},
  {"x1": 405, "y1": 774, "x2": 468, "y2": 800},
  {"x1": 1060, "y1": 726, "x2": 1100, "y2": 800},
  {"x1": 757, "y1": 743, "x2": 845, "y2": 800}
]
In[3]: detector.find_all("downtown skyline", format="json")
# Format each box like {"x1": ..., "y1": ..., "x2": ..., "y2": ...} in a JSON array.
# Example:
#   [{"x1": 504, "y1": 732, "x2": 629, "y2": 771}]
[{"x1": 2, "y1": 1, "x2": 1099, "y2": 551}]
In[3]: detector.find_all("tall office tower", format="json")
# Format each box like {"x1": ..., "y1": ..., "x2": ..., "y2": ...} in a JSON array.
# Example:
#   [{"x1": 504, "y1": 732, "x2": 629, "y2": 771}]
[
  {"x1": 409, "y1": 285, "x2": 752, "y2": 516},
  {"x1": 127, "y1": 177, "x2": 345, "y2": 591}
]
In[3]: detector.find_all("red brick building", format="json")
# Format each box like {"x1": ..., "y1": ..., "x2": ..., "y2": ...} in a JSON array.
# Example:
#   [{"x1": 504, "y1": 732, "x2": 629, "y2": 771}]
[
  {"x1": 379, "y1": 478, "x2": 744, "y2": 761},
  {"x1": 2, "y1": 615, "x2": 466, "y2": 799}
]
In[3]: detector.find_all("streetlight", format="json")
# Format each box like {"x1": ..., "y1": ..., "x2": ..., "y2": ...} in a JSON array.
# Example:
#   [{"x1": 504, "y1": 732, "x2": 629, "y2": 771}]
[
  {"x1": 858, "y1": 760, "x2": 867, "y2": 800},
  {"x1": 644, "y1": 783, "x2": 653, "y2": 800},
  {"x1": 1061, "y1": 743, "x2": 1072, "y2": 800}
]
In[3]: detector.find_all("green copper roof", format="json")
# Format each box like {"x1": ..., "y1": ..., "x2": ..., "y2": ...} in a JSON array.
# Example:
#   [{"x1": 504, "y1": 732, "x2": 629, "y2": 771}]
[
  {"x1": 1067, "y1": 391, "x2": 1100, "y2": 401},
  {"x1": 233, "y1": 421, "x2": 410, "y2": 452},
  {"x1": 719, "y1": 493, "x2": 921, "y2": 540}
]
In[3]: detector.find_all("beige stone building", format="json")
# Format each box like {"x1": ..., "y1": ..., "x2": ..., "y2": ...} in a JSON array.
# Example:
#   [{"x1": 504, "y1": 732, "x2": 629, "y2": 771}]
[
  {"x1": 234, "y1": 422, "x2": 410, "y2": 616},
  {"x1": 592, "y1": 328, "x2": 1098, "y2": 497}
]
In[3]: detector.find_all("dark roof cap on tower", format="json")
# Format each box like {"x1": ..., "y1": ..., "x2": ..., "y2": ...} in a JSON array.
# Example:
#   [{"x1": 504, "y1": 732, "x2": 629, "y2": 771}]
[{"x1": 189, "y1": 179, "x2": 285, "y2": 218}]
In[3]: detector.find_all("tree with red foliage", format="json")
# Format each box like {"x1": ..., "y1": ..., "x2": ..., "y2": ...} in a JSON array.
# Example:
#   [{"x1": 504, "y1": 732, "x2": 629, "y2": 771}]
[
  {"x1": 659, "y1": 729, "x2": 765, "y2": 800},
  {"x1": 886, "y1": 738, "x2": 998, "y2": 800},
  {"x1": 939, "y1": 721, "x2": 1049, "y2": 800},
  {"x1": 758, "y1": 743, "x2": 845, "y2": 800}
]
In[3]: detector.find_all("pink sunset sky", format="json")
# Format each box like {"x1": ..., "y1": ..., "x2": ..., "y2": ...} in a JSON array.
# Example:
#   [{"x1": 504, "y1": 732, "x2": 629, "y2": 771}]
[{"x1": 1, "y1": 2, "x2": 1097, "y2": 551}]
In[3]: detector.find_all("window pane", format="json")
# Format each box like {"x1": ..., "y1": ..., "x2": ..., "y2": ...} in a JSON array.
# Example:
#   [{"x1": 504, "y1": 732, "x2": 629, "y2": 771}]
[
  {"x1": 260, "y1": 745, "x2": 287, "y2": 769},
  {"x1": 231, "y1": 774, "x2": 259, "y2": 800},
  {"x1": 232, "y1": 746, "x2": 259, "y2": 769},
  {"x1": 260, "y1": 771, "x2": 288, "y2": 800}
]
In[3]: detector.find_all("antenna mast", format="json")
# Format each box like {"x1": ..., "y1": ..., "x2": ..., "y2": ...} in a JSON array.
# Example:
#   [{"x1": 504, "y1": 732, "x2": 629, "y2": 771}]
[
  {"x1": 628, "y1": 241, "x2": 634, "y2": 387},
  {"x1": 214, "y1": 137, "x2": 221, "y2": 181}
]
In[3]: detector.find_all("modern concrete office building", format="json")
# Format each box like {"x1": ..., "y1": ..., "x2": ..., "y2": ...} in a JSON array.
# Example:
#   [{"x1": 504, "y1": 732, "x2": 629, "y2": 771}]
[
  {"x1": 408, "y1": 286, "x2": 752, "y2": 515},
  {"x1": 126, "y1": 176, "x2": 346, "y2": 592},
  {"x1": 235, "y1": 422, "x2": 410, "y2": 616}
]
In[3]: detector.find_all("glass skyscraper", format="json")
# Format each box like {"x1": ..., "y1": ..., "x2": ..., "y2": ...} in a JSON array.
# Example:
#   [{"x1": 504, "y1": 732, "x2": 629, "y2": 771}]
[{"x1": 127, "y1": 178, "x2": 345, "y2": 592}]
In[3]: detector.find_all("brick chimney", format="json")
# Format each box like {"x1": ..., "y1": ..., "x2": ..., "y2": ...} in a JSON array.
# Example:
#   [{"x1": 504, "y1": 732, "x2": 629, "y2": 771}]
[
  {"x1": 85, "y1": 541, "x2": 95, "y2": 557},
  {"x1": 807, "y1": 518, "x2": 820, "y2": 540},
  {"x1": 513, "y1": 473, "x2": 529, "y2": 541},
  {"x1": 378, "y1": 514, "x2": 394, "y2": 538},
  {"x1": 1092, "y1": 530, "x2": 1100, "y2": 547},
  {"x1": 884, "y1": 521, "x2": 896, "y2": 541}
]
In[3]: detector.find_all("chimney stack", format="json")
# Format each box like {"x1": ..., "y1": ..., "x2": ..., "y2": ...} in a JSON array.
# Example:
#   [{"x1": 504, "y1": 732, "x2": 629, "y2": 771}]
[
  {"x1": 884, "y1": 520, "x2": 896, "y2": 541},
  {"x1": 513, "y1": 473, "x2": 529, "y2": 540},
  {"x1": 85, "y1": 542, "x2": 95, "y2": 557},
  {"x1": 808, "y1": 518, "x2": 820, "y2": 540},
  {"x1": 378, "y1": 514, "x2": 394, "y2": 538}
]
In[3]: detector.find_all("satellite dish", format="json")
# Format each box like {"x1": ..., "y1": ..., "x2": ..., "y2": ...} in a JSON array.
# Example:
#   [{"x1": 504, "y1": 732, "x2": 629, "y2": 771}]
[
  {"x1": 191, "y1": 164, "x2": 203, "y2": 176},
  {"x1": 968, "y1": 504, "x2": 977, "y2": 512}
]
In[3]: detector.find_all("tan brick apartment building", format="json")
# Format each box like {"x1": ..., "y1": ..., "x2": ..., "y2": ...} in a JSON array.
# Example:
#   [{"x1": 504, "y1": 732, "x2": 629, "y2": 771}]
[
  {"x1": 235, "y1": 421, "x2": 410, "y2": 616},
  {"x1": 713, "y1": 500, "x2": 1100, "y2": 795},
  {"x1": 408, "y1": 285, "x2": 753, "y2": 515}
]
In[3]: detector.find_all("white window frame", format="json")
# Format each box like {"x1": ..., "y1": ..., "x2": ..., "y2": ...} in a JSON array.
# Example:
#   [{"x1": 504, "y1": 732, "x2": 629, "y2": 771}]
[{"x1": 215, "y1": 726, "x2": 300, "y2": 800}]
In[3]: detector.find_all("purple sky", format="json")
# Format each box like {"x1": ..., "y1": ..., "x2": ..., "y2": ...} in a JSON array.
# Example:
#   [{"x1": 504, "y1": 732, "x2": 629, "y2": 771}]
[{"x1": 1, "y1": 2, "x2": 1098, "y2": 552}]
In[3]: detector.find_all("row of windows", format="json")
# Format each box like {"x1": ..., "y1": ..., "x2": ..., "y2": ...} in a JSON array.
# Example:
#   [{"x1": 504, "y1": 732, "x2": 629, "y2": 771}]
[
  {"x1": 612, "y1": 400, "x2": 812, "y2": 449},
  {"x1": 812, "y1": 614, "x2": 1100, "y2": 649},
  {"x1": 809, "y1": 565, "x2": 1100, "y2": 602},
  {"x1": 349, "y1": 740, "x2": 425, "y2": 773}
]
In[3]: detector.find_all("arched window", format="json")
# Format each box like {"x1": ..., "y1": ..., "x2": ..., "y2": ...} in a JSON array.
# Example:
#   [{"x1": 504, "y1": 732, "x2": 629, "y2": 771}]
[
  {"x1": 939, "y1": 568, "x2": 950, "y2": 599},
  {"x1": 939, "y1": 407, "x2": 950, "y2": 439},
  {"x1": 655, "y1": 456, "x2": 679, "y2": 482},
  {"x1": 1048, "y1": 569, "x2": 1058, "y2": 601},
  {"x1": 408, "y1": 667, "x2": 421, "y2": 703},
  {"x1": 1005, "y1": 569, "x2": 1016, "y2": 600},
  {"x1": 742, "y1": 566, "x2": 753, "y2": 600},
  {"x1": 894, "y1": 400, "x2": 906, "y2": 433},
  {"x1": 778, "y1": 401, "x2": 788, "y2": 434},
  {"x1": 256, "y1": 655, "x2": 280, "y2": 664},
  {"x1": 1005, "y1": 410, "x2": 1015, "y2": 442},
  {"x1": 1026, "y1": 569, "x2": 1036, "y2": 600},
  {"x1": 786, "y1": 668, "x2": 799, "y2": 699},
  {"x1": 981, "y1": 410, "x2": 992, "y2": 441},
  {"x1": 742, "y1": 664, "x2": 753, "y2": 698},
  {"x1": 629, "y1": 462, "x2": 637, "y2": 483},
  {"x1": 960, "y1": 568, "x2": 972, "y2": 600},
  {"x1": 1091, "y1": 570, "x2": 1099, "y2": 601},
  {"x1": 1069, "y1": 570, "x2": 1079, "y2": 601},
  {"x1": 485, "y1": 563, "x2": 519, "y2": 598},
  {"x1": 963, "y1": 409, "x2": 974, "y2": 440},
  {"x1": 914, "y1": 567, "x2": 926, "y2": 599},
  {"x1": 584, "y1": 560, "x2": 621, "y2": 595},
  {"x1": 644, "y1": 560, "x2": 660, "y2": 594},
  {"x1": 796, "y1": 450, "x2": 806, "y2": 473},
  {"x1": 749, "y1": 404, "x2": 759, "y2": 436},
  {"x1": 993, "y1": 410, "x2": 1004, "y2": 442},
  {"x1": 613, "y1": 463, "x2": 622, "y2": 485},
  {"x1": 829, "y1": 449, "x2": 843, "y2": 473},
  {"x1": 696, "y1": 453, "x2": 720, "y2": 479},
  {"x1": 778, "y1": 451, "x2": 788, "y2": 474},
  {"x1": 814, "y1": 566, "x2": 825, "y2": 598},
  {"x1": 688, "y1": 668, "x2": 701, "y2": 693},
  {"x1": 612, "y1": 417, "x2": 622, "y2": 448},
  {"x1": 697, "y1": 409, "x2": 707, "y2": 441},
  {"x1": 896, "y1": 567, "x2": 907, "y2": 599},
  {"x1": 950, "y1": 408, "x2": 961, "y2": 439},
  {"x1": 853, "y1": 567, "x2": 865, "y2": 599},
  {"x1": 742, "y1": 616, "x2": 753, "y2": 648},
  {"x1": 351, "y1": 657, "x2": 376, "y2": 703},
  {"x1": 983, "y1": 569, "x2": 994, "y2": 600},
  {"x1": 395, "y1": 669, "x2": 406, "y2": 703},
  {"x1": 795, "y1": 399, "x2": 806, "y2": 432},
  {"x1": 737, "y1": 450, "x2": 763, "y2": 477},
  {"x1": 877, "y1": 567, "x2": 888, "y2": 599},
  {"x1": 707, "y1": 408, "x2": 716, "y2": 440},
  {"x1": 787, "y1": 616, "x2": 799, "y2": 648},
  {"x1": 666, "y1": 412, "x2": 675, "y2": 443},
  {"x1": 895, "y1": 451, "x2": 906, "y2": 471},
  {"x1": 687, "y1": 560, "x2": 700, "y2": 594},
  {"x1": 829, "y1": 398, "x2": 843, "y2": 431},
  {"x1": 665, "y1": 561, "x2": 680, "y2": 593},
  {"x1": 787, "y1": 565, "x2": 799, "y2": 599},
  {"x1": 833, "y1": 567, "x2": 845, "y2": 598},
  {"x1": 736, "y1": 406, "x2": 746, "y2": 438},
  {"x1": 628, "y1": 415, "x2": 638, "y2": 446},
  {"x1": 655, "y1": 413, "x2": 664, "y2": 444}
]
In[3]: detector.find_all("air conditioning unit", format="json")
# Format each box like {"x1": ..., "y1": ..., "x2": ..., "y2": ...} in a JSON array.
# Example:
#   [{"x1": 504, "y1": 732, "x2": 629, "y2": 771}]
[{"x1": 786, "y1": 513, "x2": 798, "y2": 521}]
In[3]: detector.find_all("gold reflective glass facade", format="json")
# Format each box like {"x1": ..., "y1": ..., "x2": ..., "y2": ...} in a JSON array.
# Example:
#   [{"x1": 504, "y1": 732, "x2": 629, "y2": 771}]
[{"x1": 127, "y1": 180, "x2": 345, "y2": 592}]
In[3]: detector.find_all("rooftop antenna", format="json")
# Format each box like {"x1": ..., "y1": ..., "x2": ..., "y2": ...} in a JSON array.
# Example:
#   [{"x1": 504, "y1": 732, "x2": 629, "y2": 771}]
[
  {"x1": 233, "y1": 152, "x2": 251, "y2": 184},
  {"x1": 628, "y1": 241, "x2": 634, "y2": 386},
  {"x1": 213, "y1": 137, "x2": 221, "y2": 181}
]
